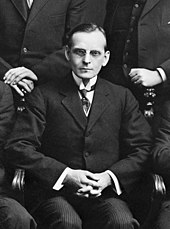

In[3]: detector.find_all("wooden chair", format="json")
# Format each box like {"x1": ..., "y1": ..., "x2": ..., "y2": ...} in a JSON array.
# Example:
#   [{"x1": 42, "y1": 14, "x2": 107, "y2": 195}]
[
  {"x1": 143, "y1": 87, "x2": 156, "y2": 125},
  {"x1": 140, "y1": 174, "x2": 166, "y2": 229}
]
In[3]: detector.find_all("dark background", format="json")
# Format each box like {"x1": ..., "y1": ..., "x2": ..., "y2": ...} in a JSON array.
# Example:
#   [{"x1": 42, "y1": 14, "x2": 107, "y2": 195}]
[{"x1": 85, "y1": 0, "x2": 107, "y2": 26}]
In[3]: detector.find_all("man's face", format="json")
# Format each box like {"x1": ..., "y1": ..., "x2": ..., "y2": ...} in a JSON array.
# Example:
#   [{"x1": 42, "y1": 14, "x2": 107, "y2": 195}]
[{"x1": 65, "y1": 30, "x2": 110, "y2": 81}]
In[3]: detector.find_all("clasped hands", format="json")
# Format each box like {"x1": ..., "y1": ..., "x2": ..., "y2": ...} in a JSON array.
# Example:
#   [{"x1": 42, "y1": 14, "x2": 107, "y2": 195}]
[
  {"x1": 4, "y1": 67, "x2": 38, "y2": 96},
  {"x1": 63, "y1": 169, "x2": 112, "y2": 198},
  {"x1": 129, "y1": 68, "x2": 162, "y2": 87}
]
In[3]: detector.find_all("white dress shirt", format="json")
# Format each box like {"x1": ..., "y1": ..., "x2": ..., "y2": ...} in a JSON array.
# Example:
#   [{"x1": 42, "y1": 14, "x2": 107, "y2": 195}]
[
  {"x1": 157, "y1": 68, "x2": 166, "y2": 82},
  {"x1": 73, "y1": 71, "x2": 97, "y2": 116},
  {"x1": 27, "y1": 0, "x2": 33, "y2": 8}
]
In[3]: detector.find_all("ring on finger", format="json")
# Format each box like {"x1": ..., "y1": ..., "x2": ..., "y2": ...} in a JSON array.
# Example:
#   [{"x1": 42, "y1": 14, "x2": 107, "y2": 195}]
[{"x1": 21, "y1": 89, "x2": 27, "y2": 94}]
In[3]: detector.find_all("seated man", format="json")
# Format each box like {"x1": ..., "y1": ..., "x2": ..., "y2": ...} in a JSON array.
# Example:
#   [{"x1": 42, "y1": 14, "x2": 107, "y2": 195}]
[
  {"x1": 0, "y1": 81, "x2": 36, "y2": 228},
  {"x1": 5, "y1": 23, "x2": 152, "y2": 229},
  {"x1": 152, "y1": 101, "x2": 170, "y2": 229}
]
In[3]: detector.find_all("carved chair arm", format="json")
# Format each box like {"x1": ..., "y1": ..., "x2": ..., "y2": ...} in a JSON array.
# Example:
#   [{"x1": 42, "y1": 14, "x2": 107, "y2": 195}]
[
  {"x1": 144, "y1": 87, "x2": 156, "y2": 121},
  {"x1": 141, "y1": 174, "x2": 166, "y2": 229},
  {"x1": 151, "y1": 174, "x2": 166, "y2": 197},
  {"x1": 12, "y1": 169, "x2": 25, "y2": 191}
]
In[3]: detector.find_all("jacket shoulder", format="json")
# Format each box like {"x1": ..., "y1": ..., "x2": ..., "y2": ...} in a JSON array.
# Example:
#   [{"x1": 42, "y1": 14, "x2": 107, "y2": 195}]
[{"x1": 100, "y1": 78, "x2": 133, "y2": 96}]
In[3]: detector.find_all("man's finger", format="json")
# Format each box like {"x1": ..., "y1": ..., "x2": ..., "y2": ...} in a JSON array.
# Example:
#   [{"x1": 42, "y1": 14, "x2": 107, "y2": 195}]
[
  {"x1": 11, "y1": 85, "x2": 24, "y2": 97},
  {"x1": 77, "y1": 185, "x2": 93, "y2": 193},
  {"x1": 4, "y1": 67, "x2": 24, "y2": 82},
  {"x1": 17, "y1": 81, "x2": 32, "y2": 93},
  {"x1": 22, "y1": 79, "x2": 34, "y2": 91}
]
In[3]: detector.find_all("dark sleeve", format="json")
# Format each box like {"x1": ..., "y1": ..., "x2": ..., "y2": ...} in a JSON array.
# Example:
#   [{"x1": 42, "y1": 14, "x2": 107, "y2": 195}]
[
  {"x1": 4, "y1": 87, "x2": 67, "y2": 189},
  {"x1": 32, "y1": 0, "x2": 86, "y2": 84},
  {"x1": 152, "y1": 101, "x2": 170, "y2": 182},
  {"x1": 0, "y1": 57, "x2": 12, "y2": 81},
  {"x1": 109, "y1": 89, "x2": 152, "y2": 193},
  {"x1": 0, "y1": 83, "x2": 15, "y2": 153}
]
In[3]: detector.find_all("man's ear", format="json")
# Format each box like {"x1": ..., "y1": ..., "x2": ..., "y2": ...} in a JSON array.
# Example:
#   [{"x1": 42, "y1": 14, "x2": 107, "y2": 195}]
[
  {"x1": 65, "y1": 45, "x2": 70, "y2": 61},
  {"x1": 102, "y1": 50, "x2": 110, "y2": 67}
]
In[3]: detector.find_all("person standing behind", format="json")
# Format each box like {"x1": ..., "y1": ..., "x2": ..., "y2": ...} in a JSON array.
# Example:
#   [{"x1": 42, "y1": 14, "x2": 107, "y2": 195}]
[
  {"x1": 0, "y1": 0, "x2": 86, "y2": 96},
  {"x1": 102, "y1": 0, "x2": 170, "y2": 115},
  {"x1": 4, "y1": 23, "x2": 152, "y2": 229}
]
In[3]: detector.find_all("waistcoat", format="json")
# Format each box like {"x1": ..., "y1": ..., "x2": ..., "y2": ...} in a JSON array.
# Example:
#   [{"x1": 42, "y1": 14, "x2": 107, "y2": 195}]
[{"x1": 108, "y1": 0, "x2": 147, "y2": 76}]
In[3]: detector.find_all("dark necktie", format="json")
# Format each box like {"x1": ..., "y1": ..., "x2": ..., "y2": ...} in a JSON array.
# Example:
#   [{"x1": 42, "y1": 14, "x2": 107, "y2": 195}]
[{"x1": 79, "y1": 89, "x2": 91, "y2": 114}]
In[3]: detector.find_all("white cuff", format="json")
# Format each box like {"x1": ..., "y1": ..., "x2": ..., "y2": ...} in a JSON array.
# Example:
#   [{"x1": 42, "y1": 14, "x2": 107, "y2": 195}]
[
  {"x1": 157, "y1": 68, "x2": 166, "y2": 82},
  {"x1": 106, "y1": 170, "x2": 122, "y2": 195},
  {"x1": 53, "y1": 167, "x2": 71, "y2": 191}
]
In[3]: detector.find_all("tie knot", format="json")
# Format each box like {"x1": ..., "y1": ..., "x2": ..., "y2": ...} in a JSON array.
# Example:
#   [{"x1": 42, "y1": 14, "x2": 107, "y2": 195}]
[
  {"x1": 79, "y1": 84, "x2": 95, "y2": 95},
  {"x1": 80, "y1": 89, "x2": 88, "y2": 98},
  {"x1": 78, "y1": 89, "x2": 91, "y2": 115}
]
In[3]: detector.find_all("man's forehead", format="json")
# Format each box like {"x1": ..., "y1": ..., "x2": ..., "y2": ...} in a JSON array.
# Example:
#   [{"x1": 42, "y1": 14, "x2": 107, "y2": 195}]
[{"x1": 71, "y1": 31, "x2": 106, "y2": 50}]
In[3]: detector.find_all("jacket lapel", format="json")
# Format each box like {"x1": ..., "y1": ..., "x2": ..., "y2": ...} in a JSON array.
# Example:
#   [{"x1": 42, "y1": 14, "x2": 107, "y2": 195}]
[
  {"x1": 141, "y1": 0, "x2": 160, "y2": 19},
  {"x1": 60, "y1": 75, "x2": 87, "y2": 130},
  {"x1": 87, "y1": 79, "x2": 110, "y2": 132},
  {"x1": 27, "y1": 0, "x2": 49, "y2": 24},
  {"x1": 10, "y1": 0, "x2": 28, "y2": 21},
  {"x1": 60, "y1": 76, "x2": 110, "y2": 131}
]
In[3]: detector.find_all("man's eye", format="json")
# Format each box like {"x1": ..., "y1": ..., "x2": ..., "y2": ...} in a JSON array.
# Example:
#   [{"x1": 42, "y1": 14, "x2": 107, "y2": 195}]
[
  {"x1": 90, "y1": 51, "x2": 101, "y2": 56},
  {"x1": 73, "y1": 49, "x2": 86, "y2": 56}
]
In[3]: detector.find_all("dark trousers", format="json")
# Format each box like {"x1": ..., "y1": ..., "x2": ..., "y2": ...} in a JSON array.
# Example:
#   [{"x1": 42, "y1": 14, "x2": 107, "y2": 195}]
[
  {"x1": 32, "y1": 190, "x2": 139, "y2": 229},
  {"x1": 0, "y1": 196, "x2": 37, "y2": 229},
  {"x1": 154, "y1": 196, "x2": 170, "y2": 229}
]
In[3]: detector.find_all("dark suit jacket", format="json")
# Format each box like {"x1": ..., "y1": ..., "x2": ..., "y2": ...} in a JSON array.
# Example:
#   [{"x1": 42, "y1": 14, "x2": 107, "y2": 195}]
[
  {"x1": 5, "y1": 74, "x2": 152, "y2": 201},
  {"x1": 0, "y1": 0, "x2": 86, "y2": 84},
  {"x1": 0, "y1": 82, "x2": 15, "y2": 191},
  {"x1": 103, "y1": 0, "x2": 170, "y2": 97},
  {"x1": 152, "y1": 100, "x2": 170, "y2": 190}
]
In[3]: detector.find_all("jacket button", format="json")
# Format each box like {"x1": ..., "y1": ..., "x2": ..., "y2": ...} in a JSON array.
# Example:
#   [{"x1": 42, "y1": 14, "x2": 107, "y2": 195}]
[
  {"x1": 130, "y1": 28, "x2": 134, "y2": 33},
  {"x1": 84, "y1": 152, "x2": 90, "y2": 157},
  {"x1": 23, "y1": 47, "x2": 28, "y2": 53},
  {"x1": 134, "y1": 3, "x2": 139, "y2": 8}
]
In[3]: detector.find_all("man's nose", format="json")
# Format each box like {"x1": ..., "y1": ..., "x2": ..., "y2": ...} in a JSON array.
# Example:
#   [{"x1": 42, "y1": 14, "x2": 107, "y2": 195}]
[{"x1": 83, "y1": 53, "x2": 91, "y2": 64}]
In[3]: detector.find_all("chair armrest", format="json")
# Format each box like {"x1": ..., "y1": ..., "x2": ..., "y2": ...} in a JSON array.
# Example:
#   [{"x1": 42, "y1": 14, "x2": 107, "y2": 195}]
[
  {"x1": 151, "y1": 174, "x2": 166, "y2": 197},
  {"x1": 143, "y1": 88, "x2": 156, "y2": 124},
  {"x1": 12, "y1": 100, "x2": 26, "y2": 191},
  {"x1": 141, "y1": 174, "x2": 166, "y2": 229},
  {"x1": 12, "y1": 169, "x2": 25, "y2": 191}
]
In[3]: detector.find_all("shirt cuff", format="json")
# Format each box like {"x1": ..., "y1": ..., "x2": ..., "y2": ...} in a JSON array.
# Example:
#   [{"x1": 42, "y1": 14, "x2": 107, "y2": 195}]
[
  {"x1": 157, "y1": 68, "x2": 166, "y2": 82},
  {"x1": 53, "y1": 167, "x2": 71, "y2": 191},
  {"x1": 106, "y1": 170, "x2": 122, "y2": 195}
]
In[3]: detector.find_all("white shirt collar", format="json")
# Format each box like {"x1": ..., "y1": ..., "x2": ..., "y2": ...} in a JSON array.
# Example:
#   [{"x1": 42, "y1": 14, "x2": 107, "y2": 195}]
[
  {"x1": 72, "y1": 71, "x2": 97, "y2": 91},
  {"x1": 27, "y1": 0, "x2": 33, "y2": 8}
]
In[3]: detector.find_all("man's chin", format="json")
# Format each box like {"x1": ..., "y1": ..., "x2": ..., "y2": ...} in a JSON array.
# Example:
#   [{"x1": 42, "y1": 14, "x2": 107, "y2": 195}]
[{"x1": 76, "y1": 73, "x2": 95, "y2": 80}]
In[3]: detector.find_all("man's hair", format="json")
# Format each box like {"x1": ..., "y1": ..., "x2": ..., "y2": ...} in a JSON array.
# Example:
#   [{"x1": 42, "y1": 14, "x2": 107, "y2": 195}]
[{"x1": 66, "y1": 23, "x2": 108, "y2": 51}]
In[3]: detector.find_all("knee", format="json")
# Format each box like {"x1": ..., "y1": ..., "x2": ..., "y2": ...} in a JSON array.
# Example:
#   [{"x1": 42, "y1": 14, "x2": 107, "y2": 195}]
[
  {"x1": 39, "y1": 212, "x2": 82, "y2": 229},
  {"x1": 0, "y1": 197, "x2": 36, "y2": 229},
  {"x1": 60, "y1": 220, "x2": 82, "y2": 229},
  {"x1": 54, "y1": 216, "x2": 82, "y2": 229},
  {"x1": 13, "y1": 207, "x2": 36, "y2": 228},
  {"x1": 106, "y1": 214, "x2": 139, "y2": 229}
]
